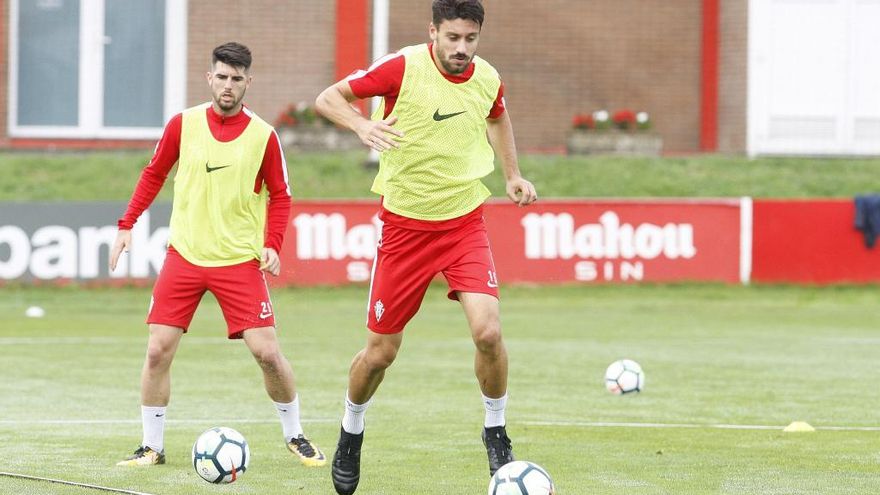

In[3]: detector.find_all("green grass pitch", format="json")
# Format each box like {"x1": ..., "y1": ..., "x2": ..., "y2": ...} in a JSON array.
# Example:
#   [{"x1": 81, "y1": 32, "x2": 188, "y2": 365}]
[{"x1": 1, "y1": 283, "x2": 879, "y2": 494}]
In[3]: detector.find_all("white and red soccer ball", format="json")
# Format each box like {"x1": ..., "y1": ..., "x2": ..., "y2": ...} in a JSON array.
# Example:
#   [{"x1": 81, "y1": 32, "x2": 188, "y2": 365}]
[
  {"x1": 488, "y1": 460, "x2": 555, "y2": 495},
  {"x1": 604, "y1": 359, "x2": 645, "y2": 395},
  {"x1": 192, "y1": 426, "x2": 249, "y2": 484}
]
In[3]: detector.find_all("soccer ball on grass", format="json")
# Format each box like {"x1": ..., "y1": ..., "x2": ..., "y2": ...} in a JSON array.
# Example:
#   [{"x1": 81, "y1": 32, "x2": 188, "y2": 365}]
[
  {"x1": 604, "y1": 358, "x2": 644, "y2": 395},
  {"x1": 488, "y1": 460, "x2": 555, "y2": 495},
  {"x1": 192, "y1": 426, "x2": 250, "y2": 483}
]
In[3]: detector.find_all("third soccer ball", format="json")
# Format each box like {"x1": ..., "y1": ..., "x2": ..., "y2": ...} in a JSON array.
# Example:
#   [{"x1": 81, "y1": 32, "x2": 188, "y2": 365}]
[
  {"x1": 192, "y1": 426, "x2": 249, "y2": 484},
  {"x1": 487, "y1": 460, "x2": 555, "y2": 495},
  {"x1": 604, "y1": 359, "x2": 644, "y2": 395}
]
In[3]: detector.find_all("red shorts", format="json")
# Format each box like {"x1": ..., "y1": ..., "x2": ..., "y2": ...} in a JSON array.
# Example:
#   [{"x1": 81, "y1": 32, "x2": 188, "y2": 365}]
[
  {"x1": 147, "y1": 247, "x2": 276, "y2": 338},
  {"x1": 366, "y1": 214, "x2": 499, "y2": 334}
]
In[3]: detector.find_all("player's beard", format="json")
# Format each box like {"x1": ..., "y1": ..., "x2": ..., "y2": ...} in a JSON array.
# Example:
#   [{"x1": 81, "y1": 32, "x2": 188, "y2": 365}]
[
  {"x1": 439, "y1": 52, "x2": 472, "y2": 75},
  {"x1": 215, "y1": 91, "x2": 244, "y2": 112}
]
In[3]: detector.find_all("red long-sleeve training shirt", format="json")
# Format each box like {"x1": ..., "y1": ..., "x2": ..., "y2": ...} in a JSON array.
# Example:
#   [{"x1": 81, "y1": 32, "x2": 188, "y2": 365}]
[{"x1": 118, "y1": 105, "x2": 291, "y2": 253}]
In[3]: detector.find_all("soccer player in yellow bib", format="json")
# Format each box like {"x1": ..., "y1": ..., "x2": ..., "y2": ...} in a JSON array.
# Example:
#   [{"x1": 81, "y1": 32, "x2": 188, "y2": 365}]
[
  {"x1": 316, "y1": 1, "x2": 538, "y2": 493},
  {"x1": 110, "y1": 42, "x2": 325, "y2": 469}
]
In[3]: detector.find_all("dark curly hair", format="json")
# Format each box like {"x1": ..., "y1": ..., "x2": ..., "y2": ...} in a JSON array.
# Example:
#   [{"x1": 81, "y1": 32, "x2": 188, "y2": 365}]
[
  {"x1": 432, "y1": 0, "x2": 484, "y2": 28},
  {"x1": 212, "y1": 42, "x2": 252, "y2": 71}
]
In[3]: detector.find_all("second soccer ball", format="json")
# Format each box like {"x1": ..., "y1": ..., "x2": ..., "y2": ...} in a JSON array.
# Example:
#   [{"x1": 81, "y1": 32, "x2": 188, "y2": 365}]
[{"x1": 604, "y1": 359, "x2": 644, "y2": 395}]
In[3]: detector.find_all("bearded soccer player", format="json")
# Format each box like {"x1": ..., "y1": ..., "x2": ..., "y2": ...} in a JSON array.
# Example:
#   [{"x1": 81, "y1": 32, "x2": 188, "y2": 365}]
[
  {"x1": 315, "y1": 1, "x2": 538, "y2": 493},
  {"x1": 109, "y1": 42, "x2": 325, "y2": 469}
]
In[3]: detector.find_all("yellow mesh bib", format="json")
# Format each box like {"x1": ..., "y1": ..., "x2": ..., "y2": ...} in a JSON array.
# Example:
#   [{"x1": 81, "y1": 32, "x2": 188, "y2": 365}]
[
  {"x1": 170, "y1": 103, "x2": 273, "y2": 266},
  {"x1": 371, "y1": 44, "x2": 501, "y2": 220}
]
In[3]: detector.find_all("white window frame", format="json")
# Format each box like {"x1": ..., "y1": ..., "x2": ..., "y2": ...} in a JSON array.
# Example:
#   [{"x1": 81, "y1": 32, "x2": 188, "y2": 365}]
[{"x1": 8, "y1": 0, "x2": 187, "y2": 139}]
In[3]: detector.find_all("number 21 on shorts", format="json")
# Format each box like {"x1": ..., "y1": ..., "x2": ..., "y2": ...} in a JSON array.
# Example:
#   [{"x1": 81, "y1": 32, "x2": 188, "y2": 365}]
[{"x1": 259, "y1": 301, "x2": 273, "y2": 319}]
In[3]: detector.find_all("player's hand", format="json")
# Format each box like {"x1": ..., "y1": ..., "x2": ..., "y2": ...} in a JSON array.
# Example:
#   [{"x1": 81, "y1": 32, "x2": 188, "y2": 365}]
[
  {"x1": 355, "y1": 116, "x2": 404, "y2": 152},
  {"x1": 109, "y1": 229, "x2": 132, "y2": 272},
  {"x1": 260, "y1": 247, "x2": 281, "y2": 276},
  {"x1": 506, "y1": 176, "x2": 538, "y2": 206}
]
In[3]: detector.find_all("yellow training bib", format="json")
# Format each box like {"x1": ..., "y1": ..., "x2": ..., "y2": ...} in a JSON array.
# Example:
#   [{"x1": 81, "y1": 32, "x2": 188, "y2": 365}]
[
  {"x1": 371, "y1": 44, "x2": 501, "y2": 220},
  {"x1": 169, "y1": 103, "x2": 273, "y2": 266}
]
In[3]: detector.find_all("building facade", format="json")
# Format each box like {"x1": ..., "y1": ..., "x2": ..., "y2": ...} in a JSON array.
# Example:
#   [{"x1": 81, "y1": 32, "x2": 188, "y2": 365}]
[{"x1": 2, "y1": 1, "x2": 876, "y2": 155}]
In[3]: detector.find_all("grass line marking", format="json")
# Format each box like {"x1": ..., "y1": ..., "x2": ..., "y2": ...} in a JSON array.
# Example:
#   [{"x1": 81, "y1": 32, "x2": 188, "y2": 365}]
[
  {"x1": 523, "y1": 420, "x2": 880, "y2": 431},
  {"x1": 3, "y1": 418, "x2": 879, "y2": 431},
  {"x1": 0, "y1": 471, "x2": 156, "y2": 495},
  {"x1": 0, "y1": 337, "x2": 232, "y2": 345},
  {"x1": 0, "y1": 418, "x2": 338, "y2": 426}
]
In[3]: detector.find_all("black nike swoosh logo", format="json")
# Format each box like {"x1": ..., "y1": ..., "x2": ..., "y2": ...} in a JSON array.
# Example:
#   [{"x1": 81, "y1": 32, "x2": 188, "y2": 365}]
[
  {"x1": 205, "y1": 162, "x2": 231, "y2": 173},
  {"x1": 433, "y1": 109, "x2": 466, "y2": 121}
]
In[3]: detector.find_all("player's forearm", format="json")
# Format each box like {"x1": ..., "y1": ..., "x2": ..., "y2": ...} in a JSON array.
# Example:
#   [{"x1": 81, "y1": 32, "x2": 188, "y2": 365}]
[
  {"x1": 487, "y1": 112, "x2": 522, "y2": 181},
  {"x1": 264, "y1": 199, "x2": 290, "y2": 253},
  {"x1": 315, "y1": 83, "x2": 370, "y2": 133},
  {"x1": 119, "y1": 114, "x2": 181, "y2": 229},
  {"x1": 117, "y1": 166, "x2": 168, "y2": 229},
  {"x1": 261, "y1": 132, "x2": 292, "y2": 252}
]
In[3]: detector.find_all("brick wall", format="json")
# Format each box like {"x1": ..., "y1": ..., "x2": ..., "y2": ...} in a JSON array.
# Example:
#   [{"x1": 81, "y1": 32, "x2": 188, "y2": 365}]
[
  {"x1": 719, "y1": 0, "x2": 748, "y2": 153},
  {"x1": 186, "y1": 0, "x2": 336, "y2": 128},
  {"x1": 0, "y1": 0, "x2": 337, "y2": 147},
  {"x1": 388, "y1": 0, "x2": 704, "y2": 152},
  {"x1": 1, "y1": 1, "x2": 747, "y2": 153}
]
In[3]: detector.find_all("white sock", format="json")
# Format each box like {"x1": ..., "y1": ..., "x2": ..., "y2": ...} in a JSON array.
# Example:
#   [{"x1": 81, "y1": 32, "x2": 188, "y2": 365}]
[
  {"x1": 274, "y1": 395, "x2": 303, "y2": 442},
  {"x1": 341, "y1": 392, "x2": 371, "y2": 435},
  {"x1": 482, "y1": 393, "x2": 507, "y2": 428},
  {"x1": 141, "y1": 405, "x2": 166, "y2": 452}
]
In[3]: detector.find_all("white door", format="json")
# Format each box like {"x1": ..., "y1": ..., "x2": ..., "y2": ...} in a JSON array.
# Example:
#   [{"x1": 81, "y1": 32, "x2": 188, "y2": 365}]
[{"x1": 748, "y1": 0, "x2": 880, "y2": 156}]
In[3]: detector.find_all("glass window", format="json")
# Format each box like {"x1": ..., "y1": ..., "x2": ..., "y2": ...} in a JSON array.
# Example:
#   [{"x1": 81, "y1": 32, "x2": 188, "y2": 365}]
[
  {"x1": 11, "y1": 0, "x2": 184, "y2": 138},
  {"x1": 103, "y1": 0, "x2": 165, "y2": 128},
  {"x1": 17, "y1": 0, "x2": 80, "y2": 126}
]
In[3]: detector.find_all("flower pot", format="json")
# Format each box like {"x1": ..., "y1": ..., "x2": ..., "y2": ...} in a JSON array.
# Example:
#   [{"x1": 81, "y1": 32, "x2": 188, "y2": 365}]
[{"x1": 566, "y1": 130, "x2": 663, "y2": 156}]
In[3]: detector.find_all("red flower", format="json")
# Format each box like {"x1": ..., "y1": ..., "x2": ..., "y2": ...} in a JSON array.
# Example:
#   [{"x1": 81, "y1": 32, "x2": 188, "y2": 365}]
[
  {"x1": 572, "y1": 114, "x2": 595, "y2": 130},
  {"x1": 612, "y1": 109, "x2": 637, "y2": 130},
  {"x1": 274, "y1": 104, "x2": 300, "y2": 128}
]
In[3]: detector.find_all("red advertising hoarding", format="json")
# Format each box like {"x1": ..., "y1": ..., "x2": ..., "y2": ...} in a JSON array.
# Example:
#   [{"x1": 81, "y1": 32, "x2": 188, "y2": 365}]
[
  {"x1": 276, "y1": 199, "x2": 749, "y2": 286},
  {"x1": 9, "y1": 199, "x2": 880, "y2": 286},
  {"x1": 752, "y1": 199, "x2": 880, "y2": 284}
]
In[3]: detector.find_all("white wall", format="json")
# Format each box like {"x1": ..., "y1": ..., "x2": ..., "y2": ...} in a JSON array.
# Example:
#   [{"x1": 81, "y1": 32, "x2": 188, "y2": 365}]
[{"x1": 748, "y1": 0, "x2": 880, "y2": 156}]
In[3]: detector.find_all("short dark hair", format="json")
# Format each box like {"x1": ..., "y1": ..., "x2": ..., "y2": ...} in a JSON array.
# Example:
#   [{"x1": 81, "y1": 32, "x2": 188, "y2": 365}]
[
  {"x1": 432, "y1": 0, "x2": 484, "y2": 28},
  {"x1": 212, "y1": 42, "x2": 252, "y2": 71}
]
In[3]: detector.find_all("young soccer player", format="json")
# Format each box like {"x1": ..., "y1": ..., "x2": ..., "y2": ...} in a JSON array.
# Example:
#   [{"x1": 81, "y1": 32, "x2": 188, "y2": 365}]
[
  {"x1": 315, "y1": 2, "x2": 538, "y2": 493},
  {"x1": 110, "y1": 42, "x2": 325, "y2": 469}
]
